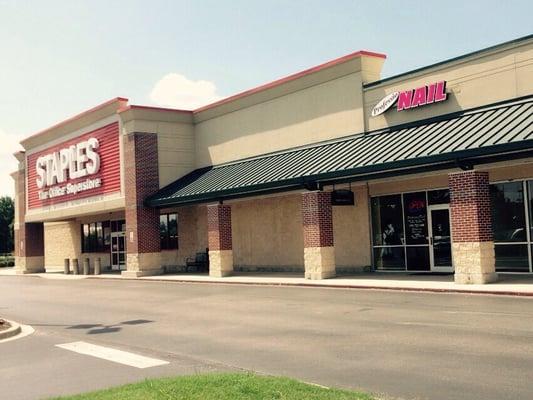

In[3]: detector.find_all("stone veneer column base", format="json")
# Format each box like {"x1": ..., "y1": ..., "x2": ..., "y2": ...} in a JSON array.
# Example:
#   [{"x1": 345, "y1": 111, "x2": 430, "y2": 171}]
[
  {"x1": 15, "y1": 256, "x2": 45, "y2": 274},
  {"x1": 453, "y1": 241, "x2": 498, "y2": 284},
  {"x1": 122, "y1": 252, "x2": 163, "y2": 277},
  {"x1": 209, "y1": 250, "x2": 233, "y2": 277},
  {"x1": 304, "y1": 246, "x2": 336, "y2": 280}
]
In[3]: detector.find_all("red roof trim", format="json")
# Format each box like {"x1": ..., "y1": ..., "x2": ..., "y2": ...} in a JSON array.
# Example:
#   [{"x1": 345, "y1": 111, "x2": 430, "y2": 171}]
[
  {"x1": 21, "y1": 97, "x2": 128, "y2": 144},
  {"x1": 193, "y1": 50, "x2": 386, "y2": 113},
  {"x1": 118, "y1": 104, "x2": 193, "y2": 114}
]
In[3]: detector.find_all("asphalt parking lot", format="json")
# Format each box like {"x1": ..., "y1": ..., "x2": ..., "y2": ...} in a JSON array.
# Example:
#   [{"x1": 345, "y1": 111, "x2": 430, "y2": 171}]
[{"x1": 1, "y1": 275, "x2": 532, "y2": 400}]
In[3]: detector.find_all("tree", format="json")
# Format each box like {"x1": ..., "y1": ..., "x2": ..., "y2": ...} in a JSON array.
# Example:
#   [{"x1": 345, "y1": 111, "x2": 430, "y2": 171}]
[{"x1": 0, "y1": 196, "x2": 14, "y2": 254}]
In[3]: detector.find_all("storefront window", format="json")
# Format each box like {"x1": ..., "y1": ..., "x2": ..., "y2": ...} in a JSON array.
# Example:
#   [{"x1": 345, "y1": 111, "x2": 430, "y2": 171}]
[
  {"x1": 160, "y1": 213, "x2": 178, "y2": 250},
  {"x1": 83, "y1": 224, "x2": 90, "y2": 252},
  {"x1": 111, "y1": 220, "x2": 125, "y2": 233},
  {"x1": 403, "y1": 192, "x2": 428, "y2": 245},
  {"x1": 373, "y1": 247, "x2": 405, "y2": 271},
  {"x1": 490, "y1": 181, "x2": 532, "y2": 272},
  {"x1": 495, "y1": 244, "x2": 529, "y2": 272},
  {"x1": 81, "y1": 221, "x2": 110, "y2": 253},
  {"x1": 371, "y1": 195, "x2": 404, "y2": 246},
  {"x1": 372, "y1": 182, "x2": 533, "y2": 273},
  {"x1": 406, "y1": 246, "x2": 430, "y2": 271},
  {"x1": 491, "y1": 182, "x2": 526, "y2": 242},
  {"x1": 528, "y1": 181, "x2": 533, "y2": 239},
  {"x1": 428, "y1": 189, "x2": 450, "y2": 205},
  {"x1": 371, "y1": 189, "x2": 449, "y2": 272}
]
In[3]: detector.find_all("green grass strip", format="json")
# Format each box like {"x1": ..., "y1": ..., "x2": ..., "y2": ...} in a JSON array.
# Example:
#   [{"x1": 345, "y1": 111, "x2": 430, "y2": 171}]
[{"x1": 48, "y1": 373, "x2": 375, "y2": 400}]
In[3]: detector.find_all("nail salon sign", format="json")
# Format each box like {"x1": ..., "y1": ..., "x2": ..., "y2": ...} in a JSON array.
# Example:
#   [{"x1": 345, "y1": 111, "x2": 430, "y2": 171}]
[{"x1": 371, "y1": 81, "x2": 448, "y2": 117}]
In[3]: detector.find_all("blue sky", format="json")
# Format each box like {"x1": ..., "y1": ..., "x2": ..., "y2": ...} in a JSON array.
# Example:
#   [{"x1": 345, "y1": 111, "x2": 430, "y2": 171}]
[{"x1": 0, "y1": 0, "x2": 532, "y2": 195}]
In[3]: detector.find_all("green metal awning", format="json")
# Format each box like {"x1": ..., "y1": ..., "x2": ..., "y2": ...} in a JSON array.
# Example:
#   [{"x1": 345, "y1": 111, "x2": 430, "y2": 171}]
[{"x1": 148, "y1": 95, "x2": 533, "y2": 207}]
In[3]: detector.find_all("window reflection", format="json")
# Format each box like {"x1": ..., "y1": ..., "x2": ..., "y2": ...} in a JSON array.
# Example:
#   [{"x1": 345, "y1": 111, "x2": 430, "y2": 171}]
[
  {"x1": 406, "y1": 246, "x2": 430, "y2": 271},
  {"x1": 491, "y1": 182, "x2": 526, "y2": 242},
  {"x1": 371, "y1": 195, "x2": 404, "y2": 246},
  {"x1": 160, "y1": 213, "x2": 178, "y2": 250},
  {"x1": 495, "y1": 244, "x2": 529, "y2": 272},
  {"x1": 373, "y1": 247, "x2": 405, "y2": 271}
]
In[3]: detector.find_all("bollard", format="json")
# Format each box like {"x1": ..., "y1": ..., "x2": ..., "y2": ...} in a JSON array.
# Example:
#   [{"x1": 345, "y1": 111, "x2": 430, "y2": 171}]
[
  {"x1": 94, "y1": 258, "x2": 101, "y2": 275},
  {"x1": 83, "y1": 258, "x2": 90, "y2": 275},
  {"x1": 64, "y1": 258, "x2": 70, "y2": 275},
  {"x1": 72, "y1": 259, "x2": 79, "y2": 275}
]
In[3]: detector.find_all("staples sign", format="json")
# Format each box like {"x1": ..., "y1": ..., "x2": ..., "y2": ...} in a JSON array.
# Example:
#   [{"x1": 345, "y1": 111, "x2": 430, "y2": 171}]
[
  {"x1": 371, "y1": 81, "x2": 448, "y2": 117},
  {"x1": 27, "y1": 122, "x2": 121, "y2": 209}
]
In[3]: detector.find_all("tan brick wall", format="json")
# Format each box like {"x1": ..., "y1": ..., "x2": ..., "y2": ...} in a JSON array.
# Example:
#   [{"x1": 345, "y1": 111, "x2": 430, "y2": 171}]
[
  {"x1": 333, "y1": 185, "x2": 372, "y2": 270},
  {"x1": 232, "y1": 194, "x2": 304, "y2": 270},
  {"x1": 159, "y1": 205, "x2": 207, "y2": 268},
  {"x1": 227, "y1": 190, "x2": 372, "y2": 272},
  {"x1": 44, "y1": 221, "x2": 80, "y2": 270}
]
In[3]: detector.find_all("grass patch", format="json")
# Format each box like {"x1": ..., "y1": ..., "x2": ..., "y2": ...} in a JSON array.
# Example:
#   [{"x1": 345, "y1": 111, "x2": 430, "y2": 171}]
[{"x1": 48, "y1": 373, "x2": 375, "y2": 400}]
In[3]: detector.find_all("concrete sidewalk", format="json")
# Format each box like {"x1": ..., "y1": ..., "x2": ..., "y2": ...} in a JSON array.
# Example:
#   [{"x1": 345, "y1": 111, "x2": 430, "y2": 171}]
[{"x1": 2, "y1": 266, "x2": 533, "y2": 296}]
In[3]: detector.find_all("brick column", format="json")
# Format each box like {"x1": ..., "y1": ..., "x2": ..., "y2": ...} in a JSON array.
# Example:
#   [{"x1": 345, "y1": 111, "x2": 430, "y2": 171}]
[
  {"x1": 207, "y1": 204, "x2": 233, "y2": 277},
  {"x1": 123, "y1": 132, "x2": 162, "y2": 277},
  {"x1": 302, "y1": 191, "x2": 336, "y2": 279},
  {"x1": 449, "y1": 170, "x2": 497, "y2": 284},
  {"x1": 11, "y1": 154, "x2": 45, "y2": 274}
]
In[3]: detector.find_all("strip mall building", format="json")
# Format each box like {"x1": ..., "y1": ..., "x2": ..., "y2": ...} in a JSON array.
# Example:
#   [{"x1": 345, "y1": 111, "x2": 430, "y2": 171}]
[{"x1": 12, "y1": 35, "x2": 533, "y2": 284}]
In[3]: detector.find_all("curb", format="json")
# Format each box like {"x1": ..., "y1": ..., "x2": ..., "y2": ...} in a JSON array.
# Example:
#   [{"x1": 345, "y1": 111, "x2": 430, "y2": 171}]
[
  {"x1": 6, "y1": 271, "x2": 533, "y2": 297},
  {"x1": 84, "y1": 276, "x2": 533, "y2": 298},
  {"x1": 0, "y1": 320, "x2": 22, "y2": 341}
]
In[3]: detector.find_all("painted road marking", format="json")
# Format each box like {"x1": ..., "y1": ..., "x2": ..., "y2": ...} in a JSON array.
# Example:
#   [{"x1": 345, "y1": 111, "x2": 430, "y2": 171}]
[
  {"x1": 56, "y1": 341, "x2": 169, "y2": 369},
  {"x1": 398, "y1": 321, "x2": 465, "y2": 328}
]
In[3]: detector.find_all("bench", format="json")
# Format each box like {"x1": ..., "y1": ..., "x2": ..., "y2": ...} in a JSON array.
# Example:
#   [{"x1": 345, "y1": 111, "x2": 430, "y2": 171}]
[{"x1": 185, "y1": 249, "x2": 209, "y2": 273}]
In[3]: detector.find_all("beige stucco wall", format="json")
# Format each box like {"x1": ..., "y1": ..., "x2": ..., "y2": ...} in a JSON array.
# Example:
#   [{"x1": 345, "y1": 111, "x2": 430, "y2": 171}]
[
  {"x1": 119, "y1": 107, "x2": 196, "y2": 189},
  {"x1": 484, "y1": 159, "x2": 533, "y2": 182},
  {"x1": 369, "y1": 173, "x2": 450, "y2": 196},
  {"x1": 231, "y1": 194, "x2": 304, "y2": 270},
  {"x1": 364, "y1": 159, "x2": 533, "y2": 198},
  {"x1": 26, "y1": 195, "x2": 125, "y2": 223},
  {"x1": 194, "y1": 71, "x2": 366, "y2": 167},
  {"x1": 157, "y1": 123, "x2": 195, "y2": 188},
  {"x1": 365, "y1": 40, "x2": 533, "y2": 132}
]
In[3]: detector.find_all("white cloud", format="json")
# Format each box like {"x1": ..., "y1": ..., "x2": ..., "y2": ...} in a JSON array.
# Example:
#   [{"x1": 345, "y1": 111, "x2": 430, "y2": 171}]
[
  {"x1": 149, "y1": 73, "x2": 223, "y2": 109},
  {"x1": 0, "y1": 128, "x2": 23, "y2": 197}
]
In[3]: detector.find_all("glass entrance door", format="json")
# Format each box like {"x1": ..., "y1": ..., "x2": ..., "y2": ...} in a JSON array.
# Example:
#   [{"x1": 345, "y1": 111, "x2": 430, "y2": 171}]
[
  {"x1": 111, "y1": 232, "x2": 126, "y2": 271},
  {"x1": 428, "y1": 205, "x2": 453, "y2": 272}
]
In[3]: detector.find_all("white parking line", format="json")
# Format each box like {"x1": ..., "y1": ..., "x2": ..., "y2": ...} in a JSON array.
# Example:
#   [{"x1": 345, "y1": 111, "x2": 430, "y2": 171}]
[{"x1": 55, "y1": 341, "x2": 169, "y2": 369}]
